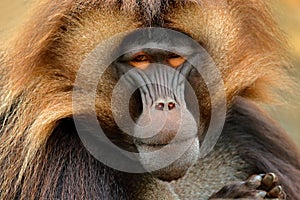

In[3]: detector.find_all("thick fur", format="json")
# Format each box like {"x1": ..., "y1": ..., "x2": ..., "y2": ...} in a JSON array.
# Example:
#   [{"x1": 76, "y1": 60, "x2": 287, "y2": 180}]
[{"x1": 0, "y1": 0, "x2": 299, "y2": 200}]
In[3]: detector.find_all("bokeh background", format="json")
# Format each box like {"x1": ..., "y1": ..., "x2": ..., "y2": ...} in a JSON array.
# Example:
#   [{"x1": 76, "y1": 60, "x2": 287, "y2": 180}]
[{"x1": 0, "y1": 0, "x2": 299, "y2": 146}]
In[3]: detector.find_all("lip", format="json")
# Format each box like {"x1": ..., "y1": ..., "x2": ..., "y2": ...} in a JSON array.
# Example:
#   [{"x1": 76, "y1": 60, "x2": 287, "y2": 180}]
[{"x1": 137, "y1": 137, "x2": 198, "y2": 150}]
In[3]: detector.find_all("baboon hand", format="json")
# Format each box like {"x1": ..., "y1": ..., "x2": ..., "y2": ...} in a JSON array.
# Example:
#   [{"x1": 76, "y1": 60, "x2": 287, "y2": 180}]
[{"x1": 209, "y1": 173, "x2": 286, "y2": 199}]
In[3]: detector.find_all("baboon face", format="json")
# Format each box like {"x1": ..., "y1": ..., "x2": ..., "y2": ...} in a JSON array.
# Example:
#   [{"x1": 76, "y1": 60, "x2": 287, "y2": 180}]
[
  {"x1": 72, "y1": 27, "x2": 226, "y2": 181},
  {"x1": 67, "y1": 1, "x2": 284, "y2": 181}
]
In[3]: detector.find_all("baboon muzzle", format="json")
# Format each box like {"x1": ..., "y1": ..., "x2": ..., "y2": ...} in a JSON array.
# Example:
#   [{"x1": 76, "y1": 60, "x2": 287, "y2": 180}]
[{"x1": 131, "y1": 65, "x2": 198, "y2": 147}]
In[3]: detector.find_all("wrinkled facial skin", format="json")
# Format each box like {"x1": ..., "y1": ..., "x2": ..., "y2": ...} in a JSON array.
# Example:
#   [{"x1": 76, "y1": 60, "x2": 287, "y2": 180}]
[{"x1": 107, "y1": 29, "x2": 206, "y2": 181}]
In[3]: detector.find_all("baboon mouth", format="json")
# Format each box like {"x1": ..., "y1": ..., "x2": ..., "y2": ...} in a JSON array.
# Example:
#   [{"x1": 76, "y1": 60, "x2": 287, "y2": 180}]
[{"x1": 138, "y1": 137, "x2": 197, "y2": 149}]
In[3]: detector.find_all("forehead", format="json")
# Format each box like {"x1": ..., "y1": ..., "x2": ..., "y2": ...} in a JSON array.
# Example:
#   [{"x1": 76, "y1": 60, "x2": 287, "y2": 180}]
[
  {"x1": 61, "y1": 1, "x2": 234, "y2": 61},
  {"x1": 59, "y1": 0, "x2": 275, "y2": 78}
]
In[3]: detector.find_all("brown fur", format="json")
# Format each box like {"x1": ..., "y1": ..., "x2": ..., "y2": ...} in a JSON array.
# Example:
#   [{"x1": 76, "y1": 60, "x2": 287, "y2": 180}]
[{"x1": 0, "y1": 0, "x2": 298, "y2": 199}]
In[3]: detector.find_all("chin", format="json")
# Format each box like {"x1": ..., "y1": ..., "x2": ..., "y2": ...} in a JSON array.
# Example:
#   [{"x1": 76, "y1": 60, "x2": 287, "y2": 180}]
[{"x1": 137, "y1": 137, "x2": 199, "y2": 181}]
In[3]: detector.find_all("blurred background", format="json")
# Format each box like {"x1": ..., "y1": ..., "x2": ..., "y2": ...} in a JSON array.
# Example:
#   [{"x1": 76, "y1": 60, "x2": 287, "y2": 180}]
[{"x1": 0, "y1": 0, "x2": 299, "y2": 146}]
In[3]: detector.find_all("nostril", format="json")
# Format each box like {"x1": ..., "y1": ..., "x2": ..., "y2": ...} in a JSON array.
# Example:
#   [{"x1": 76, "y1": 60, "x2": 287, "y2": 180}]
[
  {"x1": 168, "y1": 102, "x2": 176, "y2": 110},
  {"x1": 154, "y1": 99, "x2": 176, "y2": 111},
  {"x1": 155, "y1": 102, "x2": 165, "y2": 111}
]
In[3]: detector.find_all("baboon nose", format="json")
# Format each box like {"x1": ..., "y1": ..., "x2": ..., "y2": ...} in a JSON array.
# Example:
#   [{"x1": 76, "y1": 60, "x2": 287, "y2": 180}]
[{"x1": 154, "y1": 99, "x2": 176, "y2": 111}]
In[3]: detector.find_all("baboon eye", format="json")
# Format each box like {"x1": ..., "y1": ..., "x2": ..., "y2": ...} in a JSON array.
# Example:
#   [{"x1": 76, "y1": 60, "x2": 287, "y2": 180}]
[
  {"x1": 133, "y1": 54, "x2": 148, "y2": 62},
  {"x1": 167, "y1": 53, "x2": 186, "y2": 68},
  {"x1": 129, "y1": 52, "x2": 150, "y2": 69}
]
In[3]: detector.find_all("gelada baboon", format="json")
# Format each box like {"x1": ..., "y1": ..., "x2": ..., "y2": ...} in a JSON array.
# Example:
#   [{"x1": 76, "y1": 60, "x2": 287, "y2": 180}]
[{"x1": 0, "y1": 0, "x2": 300, "y2": 199}]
